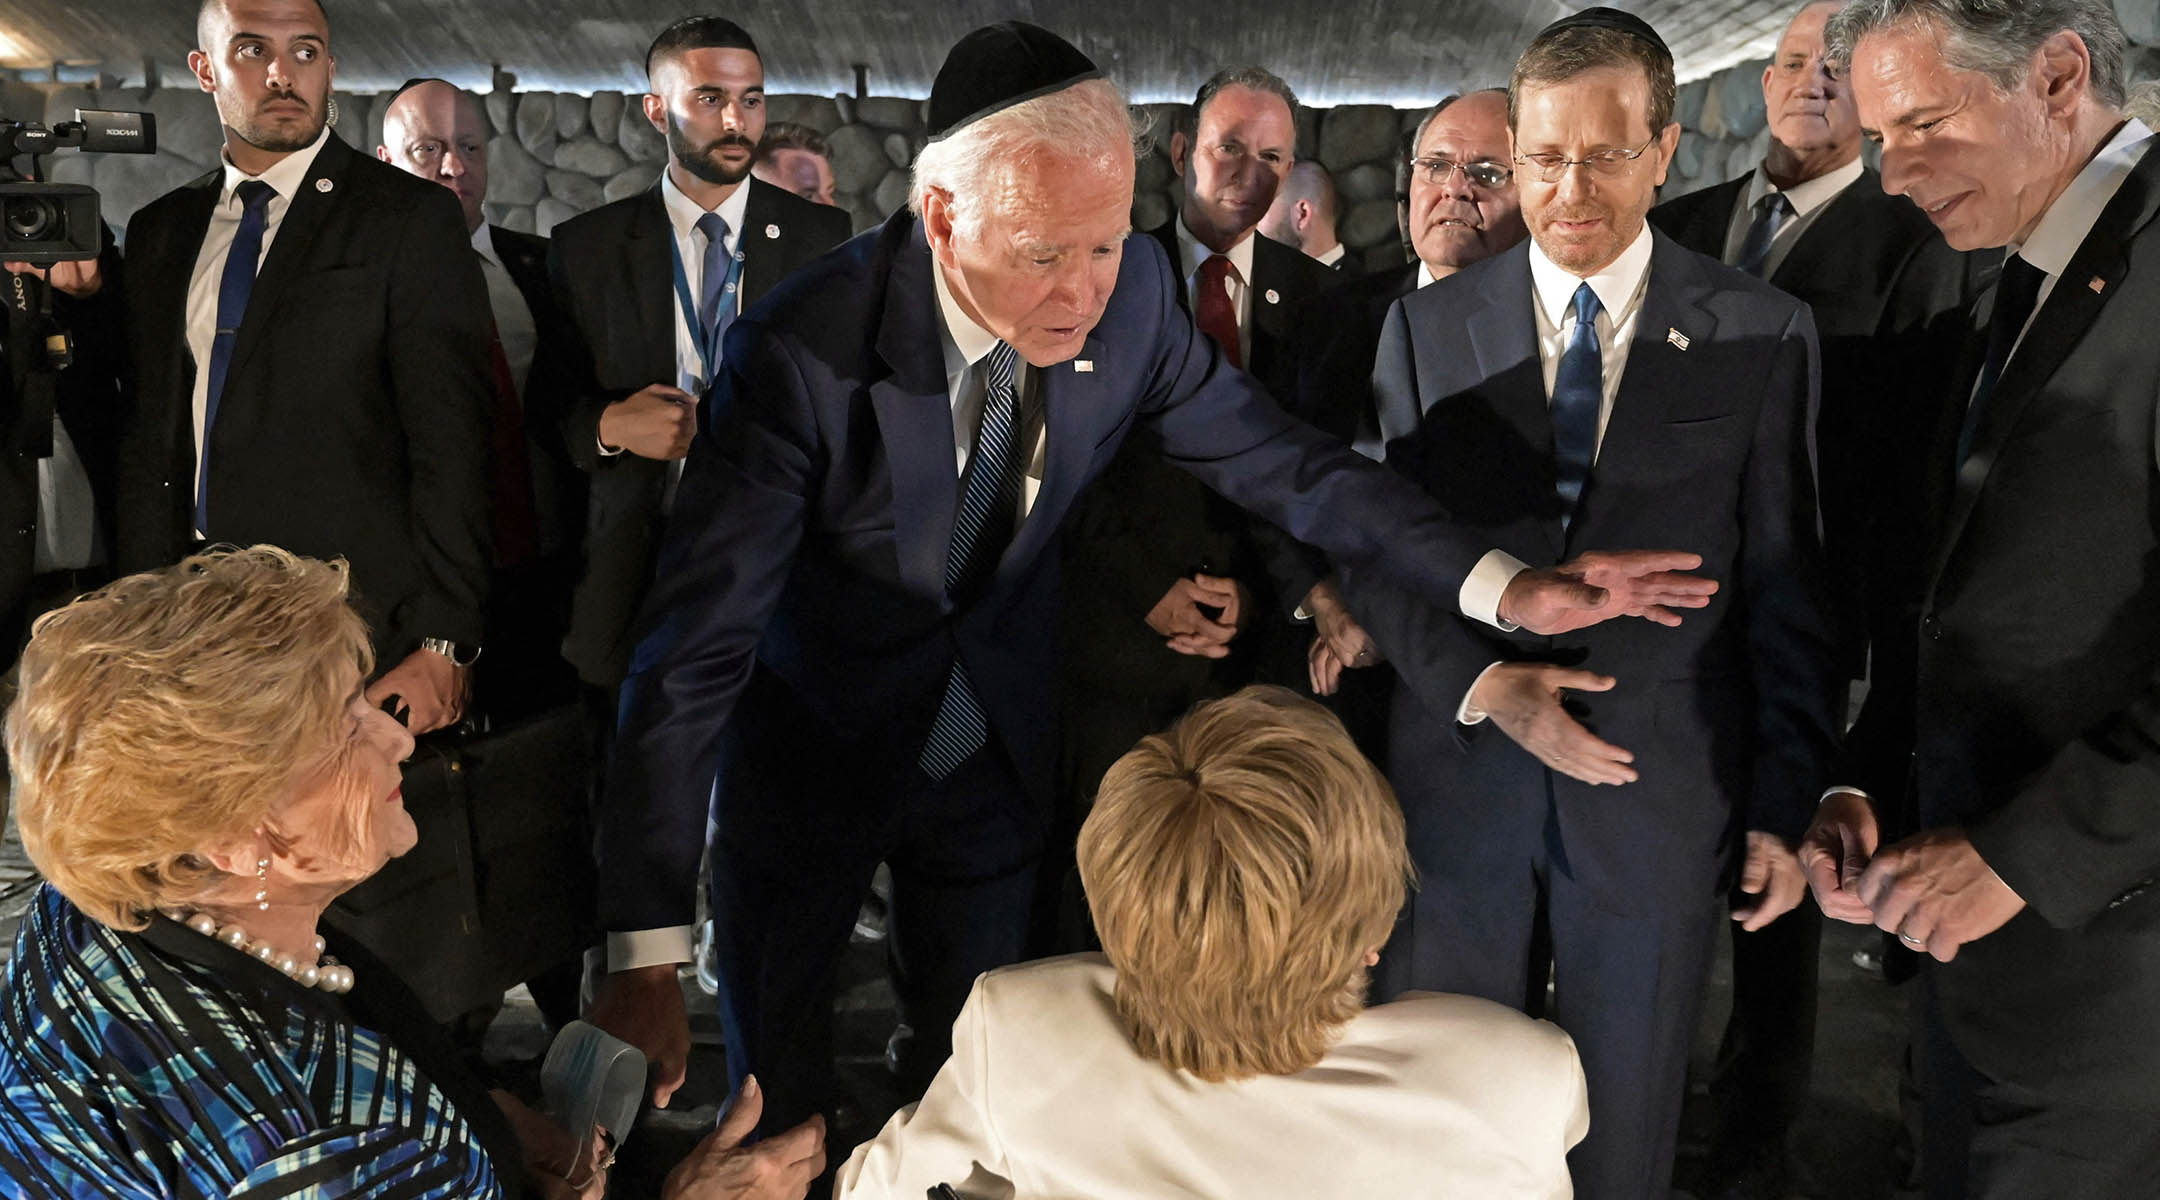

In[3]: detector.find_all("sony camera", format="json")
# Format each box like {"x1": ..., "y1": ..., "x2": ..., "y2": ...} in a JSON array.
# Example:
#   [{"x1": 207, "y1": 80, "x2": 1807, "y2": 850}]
[{"x1": 0, "y1": 110, "x2": 156, "y2": 265}]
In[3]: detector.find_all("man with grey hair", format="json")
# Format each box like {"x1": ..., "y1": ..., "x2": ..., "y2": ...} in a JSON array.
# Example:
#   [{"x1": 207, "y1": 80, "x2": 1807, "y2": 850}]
[
  {"x1": 587, "y1": 20, "x2": 1719, "y2": 1144},
  {"x1": 1802, "y1": 1, "x2": 2160, "y2": 1194},
  {"x1": 1262, "y1": 159, "x2": 1355, "y2": 271}
]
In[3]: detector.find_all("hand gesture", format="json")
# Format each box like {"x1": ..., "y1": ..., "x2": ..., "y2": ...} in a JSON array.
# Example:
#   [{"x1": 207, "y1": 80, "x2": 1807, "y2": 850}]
[
  {"x1": 1798, "y1": 790, "x2": 1880, "y2": 924},
  {"x1": 1471, "y1": 663, "x2": 1637, "y2": 785},
  {"x1": 1145, "y1": 573, "x2": 1247, "y2": 658},
  {"x1": 1732, "y1": 831, "x2": 1808, "y2": 931},
  {"x1": 1498, "y1": 550, "x2": 1718, "y2": 635},
  {"x1": 663, "y1": 1075, "x2": 826, "y2": 1200}
]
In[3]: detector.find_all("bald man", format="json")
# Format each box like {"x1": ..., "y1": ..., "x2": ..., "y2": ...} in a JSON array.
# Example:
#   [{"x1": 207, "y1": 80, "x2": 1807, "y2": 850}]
[{"x1": 1261, "y1": 159, "x2": 1354, "y2": 272}]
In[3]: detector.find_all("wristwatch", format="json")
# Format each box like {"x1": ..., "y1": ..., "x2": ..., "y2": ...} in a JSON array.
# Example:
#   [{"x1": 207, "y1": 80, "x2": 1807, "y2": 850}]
[{"x1": 418, "y1": 636, "x2": 482, "y2": 667}]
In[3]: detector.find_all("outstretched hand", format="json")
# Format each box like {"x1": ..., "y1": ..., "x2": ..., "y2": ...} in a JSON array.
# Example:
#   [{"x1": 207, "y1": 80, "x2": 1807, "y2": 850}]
[{"x1": 1498, "y1": 550, "x2": 1717, "y2": 635}]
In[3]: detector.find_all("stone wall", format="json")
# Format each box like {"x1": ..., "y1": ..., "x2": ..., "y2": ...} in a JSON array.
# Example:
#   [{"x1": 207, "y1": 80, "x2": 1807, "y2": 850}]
[{"x1": 11, "y1": 34, "x2": 2158, "y2": 257}]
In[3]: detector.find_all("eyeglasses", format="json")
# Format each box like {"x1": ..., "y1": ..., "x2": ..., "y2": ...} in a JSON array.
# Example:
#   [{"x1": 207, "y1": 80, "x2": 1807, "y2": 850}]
[
  {"x1": 1512, "y1": 135, "x2": 1659, "y2": 183},
  {"x1": 1411, "y1": 155, "x2": 1513, "y2": 189}
]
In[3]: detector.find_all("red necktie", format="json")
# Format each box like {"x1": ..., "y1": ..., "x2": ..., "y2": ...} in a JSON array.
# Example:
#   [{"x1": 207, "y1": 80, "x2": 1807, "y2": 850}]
[
  {"x1": 1194, "y1": 253, "x2": 1243, "y2": 370},
  {"x1": 486, "y1": 326, "x2": 538, "y2": 567}
]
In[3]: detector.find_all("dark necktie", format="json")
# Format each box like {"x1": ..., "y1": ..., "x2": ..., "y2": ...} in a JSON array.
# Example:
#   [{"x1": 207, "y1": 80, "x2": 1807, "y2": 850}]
[
  {"x1": 1958, "y1": 253, "x2": 2047, "y2": 465},
  {"x1": 198, "y1": 179, "x2": 276, "y2": 532},
  {"x1": 1194, "y1": 253, "x2": 1243, "y2": 370},
  {"x1": 919, "y1": 341, "x2": 1025, "y2": 781},
  {"x1": 484, "y1": 303, "x2": 538, "y2": 567},
  {"x1": 694, "y1": 211, "x2": 740, "y2": 382},
  {"x1": 1736, "y1": 191, "x2": 1792, "y2": 278},
  {"x1": 1551, "y1": 282, "x2": 1604, "y2": 524}
]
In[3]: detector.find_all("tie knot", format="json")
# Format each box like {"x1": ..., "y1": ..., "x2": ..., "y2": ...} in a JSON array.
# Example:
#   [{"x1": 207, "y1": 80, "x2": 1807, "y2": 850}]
[
  {"x1": 235, "y1": 179, "x2": 275, "y2": 212},
  {"x1": 1758, "y1": 191, "x2": 1791, "y2": 218},
  {"x1": 1199, "y1": 253, "x2": 1237, "y2": 286},
  {"x1": 696, "y1": 211, "x2": 730, "y2": 246},
  {"x1": 1570, "y1": 281, "x2": 1602, "y2": 327}
]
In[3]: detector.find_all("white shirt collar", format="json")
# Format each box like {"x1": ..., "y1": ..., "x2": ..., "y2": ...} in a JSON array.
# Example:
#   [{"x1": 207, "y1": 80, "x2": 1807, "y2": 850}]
[
  {"x1": 932, "y1": 254, "x2": 1002, "y2": 377},
  {"x1": 218, "y1": 124, "x2": 331, "y2": 205},
  {"x1": 1415, "y1": 260, "x2": 1437, "y2": 289},
  {"x1": 1173, "y1": 213, "x2": 1256, "y2": 286},
  {"x1": 469, "y1": 219, "x2": 501, "y2": 267},
  {"x1": 659, "y1": 168, "x2": 753, "y2": 247},
  {"x1": 1529, "y1": 222, "x2": 1655, "y2": 329},
  {"x1": 1314, "y1": 242, "x2": 1347, "y2": 266},
  {"x1": 1742, "y1": 153, "x2": 1865, "y2": 222},
  {"x1": 2015, "y1": 118, "x2": 2154, "y2": 277}
]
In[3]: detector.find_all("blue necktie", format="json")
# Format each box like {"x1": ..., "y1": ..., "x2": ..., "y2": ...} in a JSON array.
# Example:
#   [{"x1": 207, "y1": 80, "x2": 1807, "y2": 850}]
[
  {"x1": 919, "y1": 341, "x2": 1024, "y2": 781},
  {"x1": 694, "y1": 211, "x2": 739, "y2": 381},
  {"x1": 199, "y1": 179, "x2": 276, "y2": 532},
  {"x1": 1551, "y1": 282, "x2": 1603, "y2": 524},
  {"x1": 1735, "y1": 191, "x2": 1792, "y2": 278},
  {"x1": 1959, "y1": 253, "x2": 2046, "y2": 466}
]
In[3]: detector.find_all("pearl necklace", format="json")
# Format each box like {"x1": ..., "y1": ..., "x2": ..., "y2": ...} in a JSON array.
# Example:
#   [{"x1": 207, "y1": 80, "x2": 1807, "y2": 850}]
[{"x1": 170, "y1": 911, "x2": 355, "y2": 994}]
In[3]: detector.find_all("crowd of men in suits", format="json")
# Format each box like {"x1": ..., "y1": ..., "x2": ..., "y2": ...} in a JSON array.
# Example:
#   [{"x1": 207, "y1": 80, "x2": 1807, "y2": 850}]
[{"x1": 3, "y1": 0, "x2": 2158, "y2": 1195}]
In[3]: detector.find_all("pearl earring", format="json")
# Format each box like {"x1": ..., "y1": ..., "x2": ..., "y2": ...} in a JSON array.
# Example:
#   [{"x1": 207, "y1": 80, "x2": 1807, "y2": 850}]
[{"x1": 255, "y1": 857, "x2": 270, "y2": 911}]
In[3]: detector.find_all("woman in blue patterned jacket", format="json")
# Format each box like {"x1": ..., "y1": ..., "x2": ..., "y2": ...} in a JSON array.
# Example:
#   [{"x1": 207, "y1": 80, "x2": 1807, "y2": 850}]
[{"x1": 0, "y1": 547, "x2": 592, "y2": 1198}]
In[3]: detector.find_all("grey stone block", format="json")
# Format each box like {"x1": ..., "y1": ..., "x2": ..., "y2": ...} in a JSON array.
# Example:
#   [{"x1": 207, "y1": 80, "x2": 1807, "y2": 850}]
[
  {"x1": 2119, "y1": 0, "x2": 2160, "y2": 47},
  {"x1": 499, "y1": 204, "x2": 536, "y2": 234},
  {"x1": 1698, "y1": 72, "x2": 1728, "y2": 138},
  {"x1": 136, "y1": 87, "x2": 223, "y2": 167},
  {"x1": 1131, "y1": 190, "x2": 1172, "y2": 235},
  {"x1": 489, "y1": 135, "x2": 546, "y2": 206},
  {"x1": 763, "y1": 94, "x2": 842, "y2": 132},
  {"x1": 1135, "y1": 153, "x2": 1173, "y2": 193},
  {"x1": 589, "y1": 91, "x2": 624, "y2": 140},
  {"x1": 603, "y1": 163, "x2": 659, "y2": 203},
  {"x1": 45, "y1": 155, "x2": 96, "y2": 186},
  {"x1": 1675, "y1": 131, "x2": 1704, "y2": 181},
  {"x1": 1674, "y1": 78, "x2": 1708, "y2": 130},
  {"x1": 1320, "y1": 105, "x2": 1399, "y2": 172},
  {"x1": 883, "y1": 132, "x2": 912, "y2": 170},
  {"x1": 89, "y1": 151, "x2": 208, "y2": 225},
  {"x1": 1339, "y1": 197, "x2": 1400, "y2": 249},
  {"x1": 873, "y1": 168, "x2": 911, "y2": 215},
  {"x1": 618, "y1": 106, "x2": 665, "y2": 162},
  {"x1": 826, "y1": 123, "x2": 888, "y2": 193},
  {"x1": 545, "y1": 168, "x2": 604, "y2": 209},
  {"x1": 554, "y1": 92, "x2": 588, "y2": 141},
  {"x1": 1338, "y1": 162, "x2": 1394, "y2": 203},
  {"x1": 834, "y1": 95, "x2": 855, "y2": 126},
  {"x1": 1294, "y1": 106, "x2": 1321, "y2": 160},
  {"x1": 486, "y1": 89, "x2": 515, "y2": 137},
  {"x1": 554, "y1": 136, "x2": 628, "y2": 177},
  {"x1": 854, "y1": 96, "x2": 921, "y2": 132},
  {"x1": 843, "y1": 192, "x2": 883, "y2": 232},
  {"x1": 517, "y1": 92, "x2": 558, "y2": 163},
  {"x1": 534, "y1": 195, "x2": 579, "y2": 235},
  {"x1": 1717, "y1": 60, "x2": 1769, "y2": 138}
]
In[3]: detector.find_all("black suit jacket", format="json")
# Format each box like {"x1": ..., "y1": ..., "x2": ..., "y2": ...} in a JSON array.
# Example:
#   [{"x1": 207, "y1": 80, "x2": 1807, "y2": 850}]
[
  {"x1": 1346, "y1": 234, "x2": 1842, "y2": 909},
  {"x1": 1840, "y1": 141, "x2": 2160, "y2": 1103},
  {"x1": 597, "y1": 212, "x2": 1491, "y2": 934},
  {"x1": 1653, "y1": 167, "x2": 1988, "y2": 673},
  {"x1": 541, "y1": 176, "x2": 850, "y2": 686},
  {"x1": 486, "y1": 223, "x2": 584, "y2": 564},
  {"x1": 114, "y1": 132, "x2": 495, "y2": 658}
]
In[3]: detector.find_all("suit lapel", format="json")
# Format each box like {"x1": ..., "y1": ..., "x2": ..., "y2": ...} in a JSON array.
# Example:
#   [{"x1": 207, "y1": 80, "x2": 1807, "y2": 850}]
[
  {"x1": 738, "y1": 178, "x2": 783, "y2": 303},
  {"x1": 1932, "y1": 145, "x2": 2160, "y2": 576},
  {"x1": 1677, "y1": 176, "x2": 1747, "y2": 260},
  {"x1": 626, "y1": 186, "x2": 678, "y2": 383},
  {"x1": 1771, "y1": 168, "x2": 1879, "y2": 289},
  {"x1": 225, "y1": 132, "x2": 352, "y2": 383},
  {"x1": 1463, "y1": 246, "x2": 1565, "y2": 556},
  {"x1": 1249, "y1": 234, "x2": 1294, "y2": 358},
  {"x1": 868, "y1": 219, "x2": 961, "y2": 604},
  {"x1": 1147, "y1": 222, "x2": 1190, "y2": 311},
  {"x1": 994, "y1": 331, "x2": 1103, "y2": 591}
]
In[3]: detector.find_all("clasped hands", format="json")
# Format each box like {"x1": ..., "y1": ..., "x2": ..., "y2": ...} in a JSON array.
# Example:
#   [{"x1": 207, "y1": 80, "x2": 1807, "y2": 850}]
[
  {"x1": 1799, "y1": 791, "x2": 2025, "y2": 961},
  {"x1": 1145, "y1": 573, "x2": 1250, "y2": 658}
]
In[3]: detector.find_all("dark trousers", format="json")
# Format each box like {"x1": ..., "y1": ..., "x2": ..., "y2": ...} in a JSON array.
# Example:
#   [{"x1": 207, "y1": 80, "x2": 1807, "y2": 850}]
[
  {"x1": 1708, "y1": 900, "x2": 1822, "y2": 1150},
  {"x1": 708, "y1": 739, "x2": 1043, "y2": 1138},
  {"x1": 1914, "y1": 967, "x2": 2160, "y2": 1199}
]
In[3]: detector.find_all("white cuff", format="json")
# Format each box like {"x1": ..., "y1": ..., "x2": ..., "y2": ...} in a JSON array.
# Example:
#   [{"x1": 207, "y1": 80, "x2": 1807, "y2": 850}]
[
  {"x1": 1456, "y1": 661, "x2": 1505, "y2": 725},
  {"x1": 607, "y1": 925, "x2": 695, "y2": 972},
  {"x1": 1819, "y1": 785, "x2": 1871, "y2": 805},
  {"x1": 597, "y1": 435, "x2": 625, "y2": 457},
  {"x1": 1459, "y1": 549, "x2": 1528, "y2": 632}
]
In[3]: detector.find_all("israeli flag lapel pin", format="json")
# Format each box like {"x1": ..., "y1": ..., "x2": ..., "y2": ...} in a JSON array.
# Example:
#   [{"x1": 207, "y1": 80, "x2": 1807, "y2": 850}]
[
  {"x1": 1074, "y1": 360, "x2": 1095, "y2": 373},
  {"x1": 1666, "y1": 327, "x2": 1690, "y2": 351}
]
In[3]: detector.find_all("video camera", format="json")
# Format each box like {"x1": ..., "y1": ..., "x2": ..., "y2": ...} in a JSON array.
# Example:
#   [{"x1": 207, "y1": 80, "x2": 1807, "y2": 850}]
[{"x1": 0, "y1": 111, "x2": 157, "y2": 265}]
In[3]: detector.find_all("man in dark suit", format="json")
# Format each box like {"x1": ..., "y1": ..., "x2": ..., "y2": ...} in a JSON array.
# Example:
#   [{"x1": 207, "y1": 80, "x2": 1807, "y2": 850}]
[
  {"x1": 1647, "y1": 6, "x2": 1985, "y2": 1193},
  {"x1": 115, "y1": 0, "x2": 494, "y2": 733},
  {"x1": 1056, "y1": 64, "x2": 1340, "y2": 824},
  {"x1": 1344, "y1": 12, "x2": 1842, "y2": 1199},
  {"x1": 585, "y1": 21, "x2": 1718, "y2": 1137},
  {"x1": 378, "y1": 76, "x2": 583, "y2": 722},
  {"x1": 1261, "y1": 159, "x2": 1355, "y2": 272},
  {"x1": 542, "y1": 17, "x2": 850, "y2": 698},
  {"x1": 1805, "y1": 5, "x2": 2160, "y2": 1196}
]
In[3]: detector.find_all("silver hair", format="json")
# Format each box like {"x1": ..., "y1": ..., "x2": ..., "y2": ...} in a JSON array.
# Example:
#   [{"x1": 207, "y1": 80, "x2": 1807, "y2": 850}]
[
  {"x1": 908, "y1": 78, "x2": 1146, "y2": 238},
  {"x1": 1824, "y1": 0, "x2": 2128, "y2": 109},
  {"x1": 2128, "y1": 79, "x2": 2160, "y2": 126}
]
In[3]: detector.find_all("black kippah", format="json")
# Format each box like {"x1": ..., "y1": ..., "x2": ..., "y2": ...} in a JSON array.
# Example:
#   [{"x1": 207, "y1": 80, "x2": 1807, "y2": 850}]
[
  {"x1": 926, "y1": 22, "x2": 1104, "y2": 142},
  {"x1": 1534, "y1": 6, "x2": 1671, "y2": 60}
]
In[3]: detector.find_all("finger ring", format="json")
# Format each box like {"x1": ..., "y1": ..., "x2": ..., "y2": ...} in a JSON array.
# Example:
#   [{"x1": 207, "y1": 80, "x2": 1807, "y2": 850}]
[{"x1": 1898, "y1": 932, "x2": 1925, "y2": 948}]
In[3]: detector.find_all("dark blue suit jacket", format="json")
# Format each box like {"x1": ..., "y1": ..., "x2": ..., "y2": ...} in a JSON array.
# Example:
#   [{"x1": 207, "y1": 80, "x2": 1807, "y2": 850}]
[
  {"x1": 1344, "y1": 231, "x2": 1842, "y2": 909},
  {"x1": 597, "y1": 211, "x2": 1491, "y2": 933}
]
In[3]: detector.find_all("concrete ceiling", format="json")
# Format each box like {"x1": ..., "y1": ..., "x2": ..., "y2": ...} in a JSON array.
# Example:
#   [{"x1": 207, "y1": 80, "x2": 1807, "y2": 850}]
[{"x1": 0, "y1": 0, "x2": 1798, "y2": 102}]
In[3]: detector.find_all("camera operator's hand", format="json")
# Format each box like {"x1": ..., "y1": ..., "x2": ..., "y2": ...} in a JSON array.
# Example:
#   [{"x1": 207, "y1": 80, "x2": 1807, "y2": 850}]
[{"x1": 4, "y1": 258, "x2": 102, "y2": 299}]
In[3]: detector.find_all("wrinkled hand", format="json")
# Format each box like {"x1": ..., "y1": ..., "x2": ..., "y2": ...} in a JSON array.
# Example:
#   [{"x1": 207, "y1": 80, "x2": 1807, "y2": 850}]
[
  {"x1": 4, "y1": 257, "x2": 102, "y2": 299},
  {"x1": 1855, "y1": 826, "x2": 2026, "y2": 962},
  {"x1": 363, "y1": 647, "x2": 466, "y2": 734},
  {"x1": 1308, "y1": 635, "x2": 1347, "y2": 695},
  {"x1": 1733, "y1": 831, "x2": 1808, "y2": 931},
  {"x1": 1144, "y1": 574, "x2": 1246, "y2": 658},
  {"x1": 493, "y1": 1090, "x2": 607, "y2": 1200},
  {"x1": 1798, "y1": 790, "x2": 1880, "y2": 924},
  {"x1": 663, "y1": 1074, "x2": 826, "y2": 1200},
  {"x1": 1497, "y1": 550, "x2": 1718, "y2": 636},
  {"x1": 1305, "y1": 580, "x2": 1380, "y2": 669},
  {"x1": 586, "y1": 963, "x2": 690, "y2": 1107},
  {"x1": 599, "y1": 383, "x2": 700, "y2": 461},
  {"x1": 1472, "y1": 663, "x2": 1637, "y2": 785}
]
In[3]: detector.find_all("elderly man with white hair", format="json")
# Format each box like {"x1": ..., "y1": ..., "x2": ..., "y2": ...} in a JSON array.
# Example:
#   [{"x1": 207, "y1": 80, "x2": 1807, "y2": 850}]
[{"x1": 585, "y1": 21, "x2": 1719, "y2": 1142}]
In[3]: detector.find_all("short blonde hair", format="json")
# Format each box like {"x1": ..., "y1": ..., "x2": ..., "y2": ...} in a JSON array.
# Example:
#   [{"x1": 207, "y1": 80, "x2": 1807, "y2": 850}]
[
  {"x1": 1077, "y1": 685, "x2": 1413, "y2": 1082},
  {"x1": 8, "y1": 546, "x2": 373, "y2": 929}
]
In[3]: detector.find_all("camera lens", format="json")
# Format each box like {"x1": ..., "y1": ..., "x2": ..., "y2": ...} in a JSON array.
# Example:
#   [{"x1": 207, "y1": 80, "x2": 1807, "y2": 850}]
[{"x1": 3, "y1": 198, "x2": 61, "y2": 243}]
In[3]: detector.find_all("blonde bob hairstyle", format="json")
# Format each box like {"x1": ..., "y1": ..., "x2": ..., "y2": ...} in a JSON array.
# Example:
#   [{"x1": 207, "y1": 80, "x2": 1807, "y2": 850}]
[
  {"x1": 1077, "y1": 685, "x2": 1414, "y2": 1082},
  {"x1": 7, "y1": 546, "x2": 374, "y2": 930},
  {"x1": 907, "y1": 77, "x2": 1148, "y2": 242}
]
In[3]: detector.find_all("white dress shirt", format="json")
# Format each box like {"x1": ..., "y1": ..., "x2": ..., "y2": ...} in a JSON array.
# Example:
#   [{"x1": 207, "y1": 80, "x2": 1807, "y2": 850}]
[
  {"x1": 471, "y1": 221, "x2": 536, "y2": 396},
  {"x1": 651, "y1": 171, "x2": 751, "y2": 511},
  {"x1": 1315, "y1": 242, "x2": 1349, "y2": 267},
  {"x1": 1173, "y1": 217, "x2": 1257, "y2": 364},
  {"x1": 184, "y1": 125, "x2": 331, "y2": 532},
  {"x1": 1456, "y1": 225, "x2": 1655, "y2": 722},
  {"x1": 1720, "y1": 155, "x2": 1865, "y2": 276}
]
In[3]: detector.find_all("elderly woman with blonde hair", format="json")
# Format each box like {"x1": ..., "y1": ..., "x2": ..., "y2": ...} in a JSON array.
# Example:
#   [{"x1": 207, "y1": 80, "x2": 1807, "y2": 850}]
[
  {"x1": 837, "y1": 685, "x2": 1590, "y2": 1198},
  {"x1": 0, "y1": 548, "x2": 822, "y2": 1199}
]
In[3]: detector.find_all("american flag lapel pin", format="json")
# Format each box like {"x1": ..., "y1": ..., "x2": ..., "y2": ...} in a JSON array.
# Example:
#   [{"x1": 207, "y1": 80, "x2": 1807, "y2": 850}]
[
  {"x1": 1666, "y1": 327, "x2": 1690, "y2": 351},
  {"x1": 1075, "y1": 360, "x2": 1095, "y2": 373},
  {"x1": 765, "y1": 223, "x2": 781, "y2": 239},
  {"x1": 2089, "y1": 275, "x2": 2107, "y2": 293}
]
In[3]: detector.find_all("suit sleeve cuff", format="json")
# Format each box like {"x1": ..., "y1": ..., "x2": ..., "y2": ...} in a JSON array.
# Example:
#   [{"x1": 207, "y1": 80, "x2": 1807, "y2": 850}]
[
  {"x1": 607, "y1": 926, "x2": 695, "y2": 972},
  {"x1": 1456, "y1": 661, "x2": 1505, "y2": 726},
  {"x1": 1459, "y1": 549, "x2": 1528, "y2": 632}
]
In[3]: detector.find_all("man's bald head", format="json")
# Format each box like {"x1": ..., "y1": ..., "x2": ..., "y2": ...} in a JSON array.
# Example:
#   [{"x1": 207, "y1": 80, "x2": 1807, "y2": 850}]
[
  {"x1": 197, "y1": 0, "x2": 327, "y2": 49},
  {"x1": 378, "y1": 78, "x2": 491, "y2": 232},
  {"x1": 1259, "y1": 159, "x2": 1341, "y2": 253}
]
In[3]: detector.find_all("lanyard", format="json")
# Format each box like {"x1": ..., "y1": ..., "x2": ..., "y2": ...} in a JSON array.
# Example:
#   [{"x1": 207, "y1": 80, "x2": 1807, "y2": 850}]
[{"x1": 669, "y1": 230, "x2": 743, "y2": 386}]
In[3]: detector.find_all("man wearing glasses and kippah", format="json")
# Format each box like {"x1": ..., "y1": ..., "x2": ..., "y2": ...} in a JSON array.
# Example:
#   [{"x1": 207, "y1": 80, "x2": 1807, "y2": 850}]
[{"x1": 1340, "y1": 10, "x2": 1843, "y2": 1200}]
